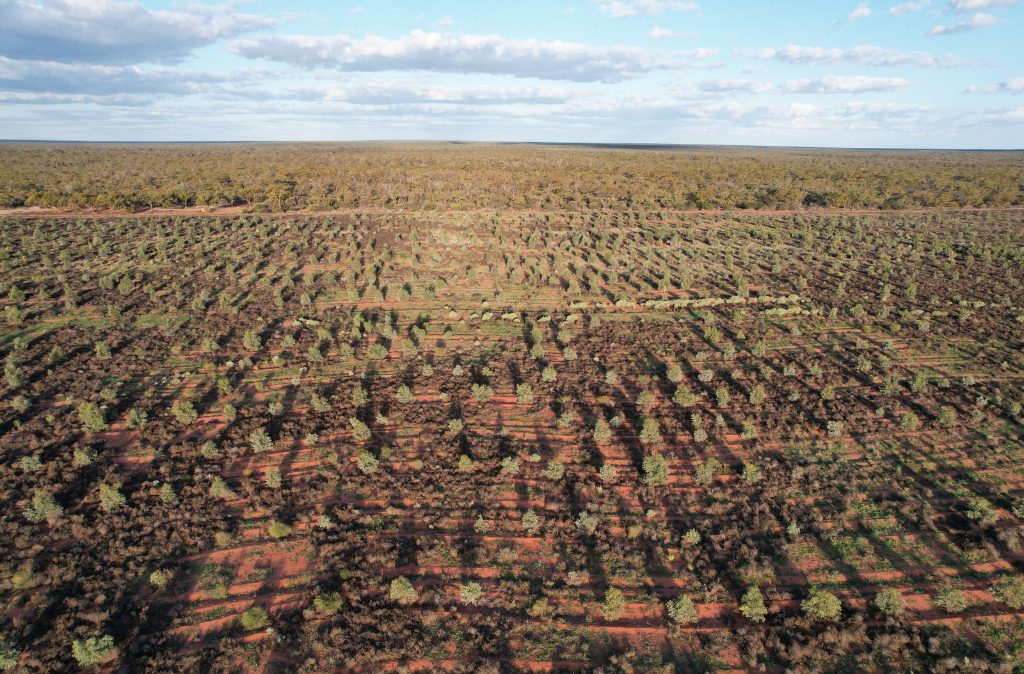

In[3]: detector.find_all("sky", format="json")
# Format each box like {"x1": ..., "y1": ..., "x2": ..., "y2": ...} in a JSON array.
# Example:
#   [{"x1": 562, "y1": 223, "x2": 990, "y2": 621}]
[{"x1": 0, "y1": 0, "x2": 1022, "y2": 147}]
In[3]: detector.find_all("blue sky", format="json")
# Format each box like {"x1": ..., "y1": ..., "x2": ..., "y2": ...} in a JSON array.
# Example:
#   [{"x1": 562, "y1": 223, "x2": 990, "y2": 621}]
[{"x1": 0, "y1": 0, "x2": 1021, "y2": 147}]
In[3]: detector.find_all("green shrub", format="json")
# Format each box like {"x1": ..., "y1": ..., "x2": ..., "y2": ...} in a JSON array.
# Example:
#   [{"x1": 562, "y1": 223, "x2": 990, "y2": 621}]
[
  {"x1": 460, "y1": 581, "x2": 483, "y2": 605},
  {"x1": 313, "y1": 591, "x2": 343, "y2": 614},
  {"x1": 639, "y1": 417, "x2": 662, "y2": 445},
  {"x1": 642, "y1": 453, "x2": 669, "y2": 486},
  {"x1": 521, "y1": 508, "x2": 541, "y2": 533},
  {"x1": 24, "y1": 490, "x2": 63, "y2": 523},
  {"x1": 249, "y1": 428, "x2": 273, "y2": 452},
  {"x1": 601, "y1": 587, "x2": 626, "y2": 621},
  {"x1": 356, "y1": 449, "x2": 379, "y2": 473},
  {"x1": 350, "y1": 417, "x2": 371, "y2": 442},
  {"x1": 575, "y1": 511, "x2": 599, "y2": 534},
  {"x1": 71, "y1": 635, "x2": 116, "y2": 667},
  {"x1": 149, "y1": 569, "x2": 172, "y2": 590},
  {"x1": 267, "y1": 520, "x2": 293, "y2": 539},
  {"x1": 171, "y1": 399, "x2": 198, "y2": 425},
  {"x1": 933, "y1": 586, "x2": 967, "y2": 613},
  {"x1": 77, "y1": 402, "x2": 108, "y2": 432},
  {"x1": 739, "y1": 586, "x2": 767, "y2": 622},
  {"x1": 667, "y1": 595, "x2": 698, "y2": 624},
  {"x1": 471, "y1": 383, "x2": 494, "y2": 403},
  {"x1": 389, "y1": 576, "x2": 418, "y2": 604},
  {"x1": 993, "y1": 575, "x2": 1024, "y2": 610},
  {"x1": 802, "y1": 589, "x2": 842, "y2": 620},
  {"x1": 542, "y1": 460, "x2": 565, "y2": 480},
  {"x1": 98, "y1": 483, "x2": 126, "y2": 511},
  {"x1": 741, "y1": 462, "x2": 763, "y2": 484},
  {"x1": 239, "y1": 606, "x2": 269, "y2": 631},
  {"x1": 874, "y1": 588, "x2": 904, "y2": 616},
  {"x1": 0, "y1": 639, "x2": 20, "y2": 670}
]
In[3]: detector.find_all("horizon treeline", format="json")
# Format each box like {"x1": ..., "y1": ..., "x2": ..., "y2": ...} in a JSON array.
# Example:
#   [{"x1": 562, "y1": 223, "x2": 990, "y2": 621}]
[{"x1": 1, "y1": 142, "x2": 1021, "y2": 212}]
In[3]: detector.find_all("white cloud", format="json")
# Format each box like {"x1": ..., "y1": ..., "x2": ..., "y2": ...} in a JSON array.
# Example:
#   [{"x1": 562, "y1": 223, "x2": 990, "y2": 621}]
[
  {"x1": 784, "y1": 75, "x2": 909, "y2": 93},
  {"x1": 0, "y1": 0, "x2": 274, "y2": 65},
  {"x1": 597, "y1": 0, "x2": 698, "y2": 17},
  {"x1": 694, "y1": 75, "x2": 908, "y2": 95},
  {"x1": 648, "y1": 27, "x2": 700, "y2": 38},
  {"x1": 977, "y1": 77, "x2": 1024, "y2": 93},
  {"x1": 989, "y1": 107, "x2": 1024, "y2": 122},
  {"x1": 434, "y1": 16, "x2": 455, "y2": 28},
  {"x1": 929, "y1": 11, "x2": 1004, "y2": 34},
  {"x1": 0, "y1": 56, "x2": 235, "y2": 97},
  {"x1": 949, "y1": 0, "x2": 1017, "y2": 13},
  {"x1": 305, "y1": 81, "x2": 585, "y2": 105},
  {"x1": 232, "y1": 30, "x2": 670, "y2": 83},
  {"x1": 350, "y1": 6, "x2": 367, "y2": 14},
  {"x1": 848, "y1": 2, "x2": 872, "y2": 20},
  {"x1": 889, "y1": 1, "x2": 930, "y2": 14},
  {"x1": 696, "y1": 79, "x2": 774, "y2": 94},
  {"x1": 750, "y1": 43, "x2": 971, "y2": 67}
]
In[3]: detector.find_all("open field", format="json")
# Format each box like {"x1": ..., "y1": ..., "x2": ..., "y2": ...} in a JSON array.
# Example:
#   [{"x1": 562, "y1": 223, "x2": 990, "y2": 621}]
[
  {"x1": 1, "y1": 143, "x2": 1023, "y2": 212},
  {"x1": 2, "y1": 202, "x2": 1024, "y2": 672}
]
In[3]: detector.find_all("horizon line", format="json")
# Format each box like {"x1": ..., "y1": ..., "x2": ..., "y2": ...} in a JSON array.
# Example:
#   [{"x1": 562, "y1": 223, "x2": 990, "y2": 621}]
[{"x1": 0, "y1": 139, "x2": 1022, "y2": 153}]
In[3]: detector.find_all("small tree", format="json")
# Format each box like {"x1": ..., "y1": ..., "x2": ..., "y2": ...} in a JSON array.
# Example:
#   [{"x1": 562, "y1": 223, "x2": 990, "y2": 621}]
[
  {"x1": 933, "y1": 586, "x2": 967, "y2": 614},
  {"x1": 741, "y1": 462, "x2": 763, "y2": 485},
  {"x1": 396, "y1": 385, "x2": 412, "y2": 404},
  {"x1": 667, "y1": 595, "x2": 698, "y2": 624},
  {"x1": 521, "y1": 508, "x2": 541, "y2": 533},
  {"x1": 642, "y1": 453, "x2": 669, "y2": 486},
  {"x1": 593, "y1": 418, "x2": 612, "y2": 445},
  {"x1": 71, "y1": 635, "x2": 116, "y2": 667},
  {"x1": 77, "y1": 402, "x2": 108, "y2": 433},
  {"x1": 471, "y1": 383, "x2": 494, "y2": 403},
  {"x1": 267, "y1": 520, "x2": 293, "y2": 539},
  {"x1": 992, "y1": 575, "x2": 1024, "y2": 610},
  {"x1": 149, "y1": 569, "x2": 172, "y2": 590},
  {"x1": 542, "y1": 459, "x2": 565, "y2": 480},
  {"x1": 516, "y1": 383, "x2": 534, "y2": 405},
  {"x1": 0, "y1": 639, "x2": 20, "y2": 670},
  {"x1": 575, "y1": 511, "x2": 599, "y2": 534},
  {"x1": 350, "y1": 417, "x2": 371, "y2": 442},
  {"x1": 24, "y1": 490, "x2": 63, "y2": 524},
  {"x1": 171, "y1": 400, "x2": 198, "y2": 425},
  {"x1": 98, "y1": 483, "x2": 126, "y2": 511},
  {"x1": 639, "y1": 417, "x2": 662, "y2": 445},
  {"x1": 802, "y1": 589, "x2": 842, "y2": 620},
  {"x1": 242, "y1": 329, "x2": 262, "y2": 351},
  {"x1": 874, "y1": 588, "x2": 904, "y2": 617},
  {"x1": 356, "y1": 449, "x2": 379, "y2": 473},
  {"x1": 313, "y1": 591, "x2": 343, "y2": 614},
  {"x1": 389, "y1": 576, "x2": 418, "y2": 604},
  {"x1": 601, "y1": 587, "x2": 626, "y2": 621},
  {"x1": 249, "y1": 428, "x2": 273, "y2": 452},
  {"x1": 239, "y1": 606, "x2": 269, "y2": 631},
  {"x1": 673, "y1": 384, "x2": 698, "y2": 407},
  {"x1": 209, "y1": 477, "x2": 235, "y2": 500},
  {"x1": 739, "y1": 586, "x2": 767, "y2": 622},
  {"x1": 460, "y1": 581, "x2": 483, "y2": 605}
]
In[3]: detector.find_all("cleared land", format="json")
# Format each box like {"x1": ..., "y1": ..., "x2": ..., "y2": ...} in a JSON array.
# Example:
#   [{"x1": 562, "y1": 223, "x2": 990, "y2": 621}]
[{"x1": 2, "y1": 146, "x2": 1024, "y2": 673}]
